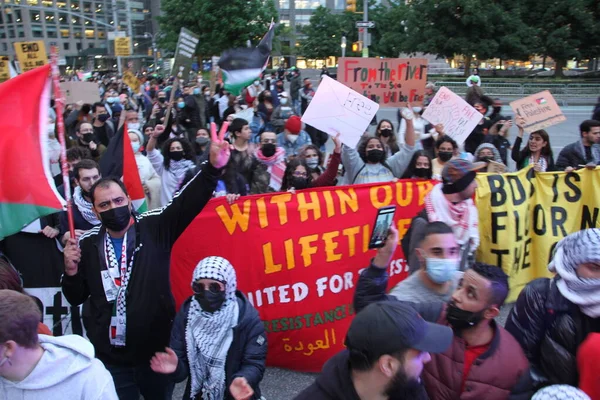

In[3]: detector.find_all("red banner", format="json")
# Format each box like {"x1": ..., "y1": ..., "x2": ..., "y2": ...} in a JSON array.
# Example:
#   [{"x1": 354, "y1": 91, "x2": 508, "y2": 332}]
[{"x1": 171, "y1": 180, "x2": 434, "y2": 372}]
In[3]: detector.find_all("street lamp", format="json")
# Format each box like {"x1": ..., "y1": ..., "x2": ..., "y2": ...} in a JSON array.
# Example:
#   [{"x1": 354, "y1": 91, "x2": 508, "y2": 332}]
[
  {"x1": 144, "y1": 31, "x2": 162, "y2": 73},
  {"x1": 341, "y1": 36, "x2": 347, "y2": 58}
]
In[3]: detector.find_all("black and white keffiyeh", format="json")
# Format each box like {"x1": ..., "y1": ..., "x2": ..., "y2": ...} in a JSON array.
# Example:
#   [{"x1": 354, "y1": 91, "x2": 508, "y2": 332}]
[
  {"x1": 532, "y1": 384, "x2": 590, "y2": 400},
  {"x1": 73, "y1": 186, "x2": 101, "y2": 225},
  {"x1": 169, "y1": 159, "x2": 196, "y2": 178},
  {"x1": 548, "y1": 228, "x2": 600, "y2": 317},
  {"x1": 186, "y1": 256, "x2": 239, "y2": 400}
]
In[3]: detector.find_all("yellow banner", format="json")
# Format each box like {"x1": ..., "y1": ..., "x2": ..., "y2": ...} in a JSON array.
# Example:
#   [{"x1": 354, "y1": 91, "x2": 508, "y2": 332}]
[
  {"x1": 114, "y1": 37, "x2": 131, "y2": 57},
  {"x1": 0, "y1": 56, "x2": 10, "y2": 82},
  {"x1": 13, "y1": 41, "x2": 47, "y2": 72},
  {"x1": 476, "y1": 168, "x2": 600, "y2": 302},
  {"x1": 122, "y1": 70, "x2": 140, "y2": 92}
]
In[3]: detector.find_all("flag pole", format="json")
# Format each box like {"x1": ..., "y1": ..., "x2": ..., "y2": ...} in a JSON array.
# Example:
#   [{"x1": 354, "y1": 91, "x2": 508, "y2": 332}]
[{"x1": 50, "y1": 47, "x2": 76, "y2": 240}]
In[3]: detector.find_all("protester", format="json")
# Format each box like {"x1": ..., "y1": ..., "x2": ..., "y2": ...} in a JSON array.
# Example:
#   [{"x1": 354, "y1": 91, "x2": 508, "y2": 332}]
[
  {"x1": 92, "y1": 102, "x2": 116, "y2": 147},
  {"x1": 150, "y1": 257, "x2": 267, "y2": 400},
  {"x1": 295, "y1": 300, "x2": 452, "y2": 400},
  {"x1": 61, "y1": 125, "x2": 231, "y2": 399},
  {"x1": 406, "y1": 159, "x2": 483, "y2": 274},
  {"x1": 489, "y1": 98, "x2": 507, "y2": 125},
  {"x1": 179, "y1": 84, "x2": 201, "y2": 144},
  {"x1": 423, "y1": 82, "x2": 437, "y2": 106},
  {"x1": 464, "y1": 97, "x2": 493, "y2": 154},
  {"x1": 281, "y1": 134, "x2": 341, "y2": 191},
  {"x1": 223, "y1": 95, "x2": 243, "y2": 122},
  {"x1": 58, "y1": 159, "x2": 102, "y2": 244},
  {"x1": 555, "y1": 120, "x2": 600, "y2": 171},
  {"x1": 290, "y1": 69, "x2": 302, "y2": 114},
  {"x1": 474, "y1": 142, "x2": 505, "y2": 170},
  {"x1": 252, "y1": 131, "x2": 286, "y2": 193},
  {"x1": 65, "y1": 101, "x2": 93, "y2": 140},
  {"x1": 484, "y1": 119, "x2": 512, "y2": 165},
  {"x1": 401, "y1": 150, "x2": 433, "y2": 180},
  {"x1": 431, "y1": 136, "x2": 458, "y2": 179},
  {"x1": 46, "y1": 115, "x2": 61, "y2": 177},
  {"x1": 271, "y1": 92, "x2": 296, "y2": 133},
  {"x1": 194, "y1": 127, "x2": 211, "y2": 164},
  {"x1": 71, "y1": 122, "x2": 106, "y2": 161},
  {"x1": 245, "y1": 80, "x2": 264, "y2": 106},
  {"x1": 390, "y1": 222, "x2": 461, "y2": 303},
  {"x1": 375, "y1": 119, "x2": 400, "y2": 156},
  {"x1": 512, "y1": 117, "x2": 555, "y2": 172},
  {"x1": 342, "y1": 110, "x2": 417, "y2": 184},
  {"x1": 276, "y1": 115, "x2": 312, "y2": 160},
  {"x1": 258, "y1": 90, "x2": 277, "y2": 124},
  {"x1": 229, "y1": 118, "x2": 257, "y2": 186},
  {"x1": 0, "y1": 290, "x2": 118, "y2": 399},
  {"x1": 578, "y1": 333, "x2": 600, "y2": 400},
  {"x1": 299, "y1": 78, "x2": 314, "y2": 115},
  {"x1": 506, "y1": 229, "x2": 600, "y2": 390},
  {"x1": 354, "y1": 227, "x2": 533, "y2": 400},
  {"x1": 191, "y1": 84, "x2": 207, "y2": 129},
  {"x1": 300, "y1": 144, "x2": 326, "y2": 179},
  {"x1": 398, "y1": 107, "x2": 429, "y2": 145},
  {"x1": 129, "y1": 128, "x2": 162, "y2": 211},
  {"x1": 532, "y1": 386, "x2": 591, "y2": 400},
  {"x1": 146, "y1": 131, "x2": 196, "y2": 207}
]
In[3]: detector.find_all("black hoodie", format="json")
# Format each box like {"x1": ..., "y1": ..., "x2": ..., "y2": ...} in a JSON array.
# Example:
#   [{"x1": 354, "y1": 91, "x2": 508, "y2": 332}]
[{"x1": 294, "y1": 351, "x2": 361, "y2": 400}]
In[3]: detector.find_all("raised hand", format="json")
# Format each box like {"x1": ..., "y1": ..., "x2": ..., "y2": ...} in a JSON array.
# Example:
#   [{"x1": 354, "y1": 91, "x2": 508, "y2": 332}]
[
  {"x1": 209, "y1": 122, "x2": 231, "y2": 169},
  {"x1": 332, "y1": 132, "x2": 342, "y2": 154},
  {"x1": 229, "y1": 377, "x2": 254, "y2": 400},
  {"x1": 153, "y1": 124, "x2": 165, "y2": 138},
  {"x1": 150, "y1": 347, "x2": 178, "y2": 374}
]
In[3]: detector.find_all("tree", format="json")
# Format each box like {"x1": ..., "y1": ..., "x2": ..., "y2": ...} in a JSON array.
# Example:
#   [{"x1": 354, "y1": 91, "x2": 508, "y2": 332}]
[
  {"x1": 521, "y1": 0, "x2": 598, "y2": 76},
  {"x1": 158, "y1": 0, "x2": 278, "y2": 56},
  {"x1": 403, "y1": 0, "x2": 533, "y2": 76},
  {"x1": 299, "y1": 7, "x2": 344, "y2": 60},
  {"x1": 368, "y1": 1, "x2": 410, "y2": 57}
]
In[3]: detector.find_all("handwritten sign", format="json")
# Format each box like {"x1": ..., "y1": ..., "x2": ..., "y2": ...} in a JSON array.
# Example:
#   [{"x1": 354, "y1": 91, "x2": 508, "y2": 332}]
[
  {"x1": 301, "y1": 75, "x2": 379, "y2": 149},
  {"x1": 13, "y1": 41, "x2": 47, "y2": 73},
  {"x1": 510, "y1": 90, "x2": 566, "y2": 133},
  {"x1": 422, "y1": 86, "x2": 482, "y2": 146},
  {"x1": 122, "y1": 70, "x2": 140, "y2": 92},
  {"x1": 114, "y1": 37, "x2": 131, "y2": 57},
  {"x1": 0, "y1": 56, "x2": 10, "y2": 82},
  {"x1": 337, "y1": 57, "x2": 428, "y2": 107}
]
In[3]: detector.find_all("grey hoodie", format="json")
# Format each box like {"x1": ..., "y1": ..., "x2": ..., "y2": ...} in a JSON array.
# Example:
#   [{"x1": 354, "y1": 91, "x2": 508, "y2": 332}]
[{"x1": 0, "y1": 335, "x2": 117, "y2": 400}]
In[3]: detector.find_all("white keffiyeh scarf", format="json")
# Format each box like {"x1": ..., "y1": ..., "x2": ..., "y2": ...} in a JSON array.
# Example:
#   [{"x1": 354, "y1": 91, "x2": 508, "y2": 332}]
[
  {"x1": 548, "y1": 228, "x2": 600, "y2": 318},
  {"x1": 186, "y1": 257, "x2": 239, "y2": 400},
  {"x1": 425, "y1": 183, "x2": 480, "y2": 250},
  {"x1": 73, "y1": 186, "x2": 101, "y2": 225}
]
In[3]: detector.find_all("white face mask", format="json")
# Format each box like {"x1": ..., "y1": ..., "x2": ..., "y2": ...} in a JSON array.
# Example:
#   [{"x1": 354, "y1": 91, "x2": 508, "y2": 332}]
[
  {"x1": 288, "y1": 134, "x2": 298, "y2": 143},
  {"x1": 280, "y1": 98, "x2": 288, "y2": 105},
  {"x1": 128, "y1": 122, "x2": 140, "y2": 131},
  {"x1": 254, "y1": 80, "x2": 260, "y2": 86}
]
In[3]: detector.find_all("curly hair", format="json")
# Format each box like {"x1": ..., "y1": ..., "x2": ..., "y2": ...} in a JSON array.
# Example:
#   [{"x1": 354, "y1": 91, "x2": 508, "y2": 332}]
[
  {"x1": 401, "y1": 150, "x2": 432, "y2": 179},
  {"x1": 357, "y1": 136, "x2": 387, "y2": 164},
  {"x1": 281, "y1": 158, "x2": 312, "y2": 191},
  {"x1": 300, "y1": 144, "x2": 324, "y2": 167},
  {"x1": 471, "y1": 262, "x2": 509, "y2": 307},
  {"x1": 375, "y1": 119, "x2": 399, "y2": 155},
  {"x1": 161, "y1": 137, "x2": 195, "y2": 170}
]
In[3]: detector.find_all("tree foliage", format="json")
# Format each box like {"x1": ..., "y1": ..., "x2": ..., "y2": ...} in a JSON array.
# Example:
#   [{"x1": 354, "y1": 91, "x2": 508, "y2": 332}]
[
  {"x1": 299, "y1": 7, "x2": 343, "y2": 60},
  {"x1": 158, "y1": 0, "x2": 278, "y2": 56}
]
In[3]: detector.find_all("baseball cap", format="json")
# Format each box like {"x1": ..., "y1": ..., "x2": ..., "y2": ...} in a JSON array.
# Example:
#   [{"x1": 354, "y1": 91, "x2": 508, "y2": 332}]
[
  {"x1": 345, "y1": 301, "x2": 452, "y2": 361},
  {"x1": 441, "y1": 159, "x2": 486, "y2": 194}
]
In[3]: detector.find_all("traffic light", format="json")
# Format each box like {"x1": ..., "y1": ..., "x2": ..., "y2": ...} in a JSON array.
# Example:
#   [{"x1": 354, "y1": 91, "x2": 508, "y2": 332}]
[
  {"x1": 346, "y1": 0, "x2": 356, "y2": 12},
  {"x1": 352, "y1": 41, "x2": 363, "y2": 52}
]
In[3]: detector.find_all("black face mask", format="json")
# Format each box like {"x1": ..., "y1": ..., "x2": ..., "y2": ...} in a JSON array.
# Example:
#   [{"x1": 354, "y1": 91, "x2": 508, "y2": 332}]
[
  {"x1": 446, "y1": 301, "x2": 487, "y2": 332},
  {"x1": 479, "y1": 156, "x2": 493, "y2": 163},
  {"x1": 493, "y1": 106, "x2": 502, "y2": 114},
  {"x1": 195, "y1": 290, "x2": 226, "y2": 313},
  {"x1": 100, "y1": 205, "x2": 131, "y2": 232},
  {"x1": 158, "y1": 97, "x2": 167, "y2": 104},
  {"x1": 264, "y1": 95, "x2": 273, "y2": 102},
  {"x1": 82, "y1": 133, "x2": 94, "y2": 144},
  {"x1": 98, "y1": 113, "x2": 110, "y2": 122},
  {"x1": 366, "y1": 149, "x2": 385, "y2": 163},
  {"x1": 169, "y1": 151, "x2": 184, "y2": 161},
  {"x1": 262, "y1": 143, "x2": 276, "y2": 158},
  {"x1": 291, "y1": 177, "x2": 309, "y2": 190},
  {"x1": 438, "y1": 151, "x2": 453, "y2": 162},
  {"x1": 380, "y1": 128, "x2": 393, "y2": 138},
  {"x1": 413, "y1": 168, "x2": 430, "y2": 178}
]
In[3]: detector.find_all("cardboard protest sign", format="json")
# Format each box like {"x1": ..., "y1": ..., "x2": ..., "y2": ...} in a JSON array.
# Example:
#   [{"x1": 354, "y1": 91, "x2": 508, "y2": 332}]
[
  {"x1": 59, "y1": 81, "x2": 99, "y2": 105},
  {"x1": 114, "y1": 37, "x2": 131, "y2": 56},
  {"x1": 301, "y1": 75, "x2": 379, "y2": 149},
  {"x1": 0, "y1": 56, "x2": 10, "y2": 82},
  {"x1": 122, "y1": 70, "x2": 141, "y2": 92},
  {"x1": 337, "y1": 57, "x2": 428, "y2": 107},
  {"x1": 422, "y1": 87, "x2": 482, "y2": 146},
  {"x1": 171, "y1": 28, "x2": 199, "y2": 80},
  {"x1": 13, "y1": 41, "x2": 47, "y2": 72},
  {"x1": 510, "y1": 91, "x2": 566, "y2": 133},
  {"x1": 487, "y1": 161, "x2": 506, "y2": 173}
]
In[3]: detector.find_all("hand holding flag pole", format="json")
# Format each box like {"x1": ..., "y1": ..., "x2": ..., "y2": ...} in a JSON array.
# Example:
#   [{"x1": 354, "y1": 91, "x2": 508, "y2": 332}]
[{"x1": 50, "y1": 46, "x2": 75, "y2": 241}]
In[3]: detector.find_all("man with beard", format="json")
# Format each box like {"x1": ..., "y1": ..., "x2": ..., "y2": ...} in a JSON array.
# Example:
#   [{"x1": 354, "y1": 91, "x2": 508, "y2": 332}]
[
  {"x1": 295, "y1": 289, "x2": 452, "y2": 399},
  {"x1": 353, "y1": 226, "x2": 534, "y2": 400}
]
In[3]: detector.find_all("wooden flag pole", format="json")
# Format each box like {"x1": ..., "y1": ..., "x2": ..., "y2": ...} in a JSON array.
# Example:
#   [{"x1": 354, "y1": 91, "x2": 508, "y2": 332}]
[{"x1": 50, "y1": 46, "x2": 75, "y2": 240}]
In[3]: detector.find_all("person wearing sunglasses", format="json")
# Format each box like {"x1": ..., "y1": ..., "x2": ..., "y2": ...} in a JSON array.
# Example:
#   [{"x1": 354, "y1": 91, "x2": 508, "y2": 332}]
[{"x1": 150, "y1": 256, "x2": 267, "y2": 400}]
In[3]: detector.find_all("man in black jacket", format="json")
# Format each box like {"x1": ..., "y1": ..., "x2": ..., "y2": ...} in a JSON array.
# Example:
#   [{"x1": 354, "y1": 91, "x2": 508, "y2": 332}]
[
  {"x1": 295, "y1": 300, "x2": 452, "y2": 400},
  {"x1": 62, "y1": 124, "x2": 231, "y2": 400},
  {"x1": 555, "y1": 119, "x2": 600, "y2": 171}
]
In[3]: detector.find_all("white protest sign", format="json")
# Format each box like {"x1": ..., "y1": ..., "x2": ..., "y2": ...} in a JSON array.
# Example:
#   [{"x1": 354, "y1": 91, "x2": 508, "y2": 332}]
[
  {"x1": 232, "y1": 107, "x2": 254, "y2": 123},
  {"x1": 422, "y1": 86, "x2": 482, "y2": 146},
  {"x1": 301, "y1": 75, "x2": 379, "y2": 149}
]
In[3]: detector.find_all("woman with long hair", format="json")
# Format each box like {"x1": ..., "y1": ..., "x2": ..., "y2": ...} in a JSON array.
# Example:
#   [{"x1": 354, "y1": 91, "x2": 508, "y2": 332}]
[
  {"x1": 512, "y1": 116, "x2": 555, "y2": 172},
  {"x1": 401, "y1": 150, "x2": 433, "y2": 180},
  {"x1": 375, "y1": 119, "x2": 399, "y2": 156}
]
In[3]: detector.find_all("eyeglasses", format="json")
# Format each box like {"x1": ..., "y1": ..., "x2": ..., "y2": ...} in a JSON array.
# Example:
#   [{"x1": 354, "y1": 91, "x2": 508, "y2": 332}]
[
  {"x1": 192, "y1": 281, "x2": 224, "y2": 294},
  {"x1": 293, "y1": 171, "x2": 308, "y2": 178}
]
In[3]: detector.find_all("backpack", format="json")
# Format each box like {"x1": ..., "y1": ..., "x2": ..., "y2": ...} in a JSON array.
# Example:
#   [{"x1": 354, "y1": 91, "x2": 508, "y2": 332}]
[{"x1": 400, "y1": 208, "x2": 429, "y2": 259}]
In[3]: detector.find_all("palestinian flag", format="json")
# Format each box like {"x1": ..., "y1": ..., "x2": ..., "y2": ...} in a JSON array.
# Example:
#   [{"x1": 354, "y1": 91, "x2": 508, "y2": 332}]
[
  {"x1": 0, "y1": 64, "x2": 66, "y2": 240},
  {"x1": 536, "y1": 98, "x2": 548, "y2": 105},
  {"x1": 218, "y1": 22, "x2": 275, "y2": 95},
  {"x1": 99, "y1": 125, "x2": 147, "y2": 212}
]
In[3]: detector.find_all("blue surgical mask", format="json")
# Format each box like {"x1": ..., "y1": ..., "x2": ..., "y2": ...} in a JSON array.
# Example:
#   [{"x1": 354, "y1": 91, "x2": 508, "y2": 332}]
[
  {"x1": 280, "y1": 98, "x2": 288, "y2": 105},
  {"x1": 306, "y1": 158, "x2": 319, "y2": 169},
  {"x1": 106, "y1": 96, "x2": 117, "y2": 104},
  {"x1": 177, "y1": 101, "x2": 185, "y2": 109},
  {"x1": 193, "y1": 88, "x2": 201, "y2": 95},
  {"x1": 131, "y1": 142, "x2": 141, "y2": 153},
  {"x1": 425, "y1": 258, "x2": 459, "y2": 284}
]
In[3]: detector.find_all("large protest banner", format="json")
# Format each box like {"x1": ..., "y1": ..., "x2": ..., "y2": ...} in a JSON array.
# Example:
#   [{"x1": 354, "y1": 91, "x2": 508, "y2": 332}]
[
  {"x1": 337, "y1": 57, "x2": 428, "y2": 107},
  {"x1": 171, "y1": 180, "x2": 435, "y2": 372},
  {"x1": 476, "y1": 168, "x2": 600, "y2": 302}
]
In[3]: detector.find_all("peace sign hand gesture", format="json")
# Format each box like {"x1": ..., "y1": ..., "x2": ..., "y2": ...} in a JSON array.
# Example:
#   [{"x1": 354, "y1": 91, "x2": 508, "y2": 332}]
[{"x1": 210, "y1": 122, "x2": 231, "y2": 169}]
